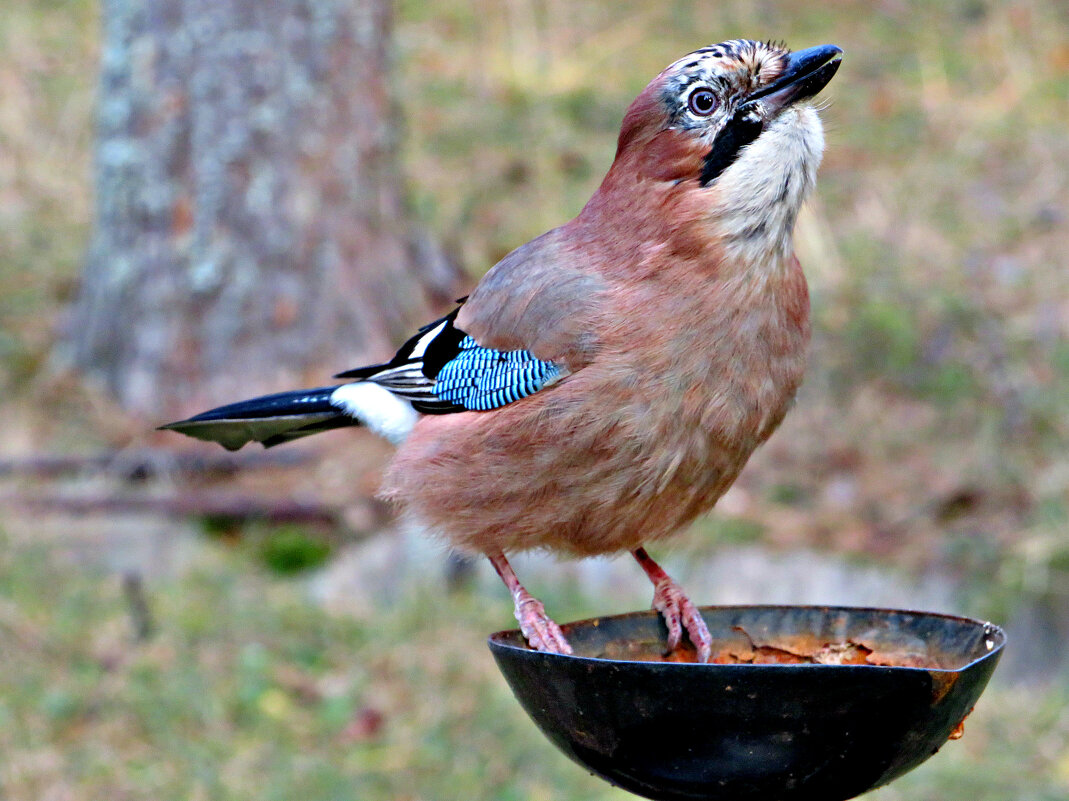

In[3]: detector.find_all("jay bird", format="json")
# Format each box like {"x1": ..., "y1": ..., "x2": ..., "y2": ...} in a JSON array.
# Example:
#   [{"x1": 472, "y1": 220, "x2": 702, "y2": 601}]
[{"x1": 162, "y1": 39, "x2": 842, "y2": 661}]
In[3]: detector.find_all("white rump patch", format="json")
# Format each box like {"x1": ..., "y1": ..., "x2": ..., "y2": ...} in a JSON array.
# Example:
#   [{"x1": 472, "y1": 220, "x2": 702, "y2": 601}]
[{"x1": 330, "y1": 382, "x2": 418, "y2": 444}]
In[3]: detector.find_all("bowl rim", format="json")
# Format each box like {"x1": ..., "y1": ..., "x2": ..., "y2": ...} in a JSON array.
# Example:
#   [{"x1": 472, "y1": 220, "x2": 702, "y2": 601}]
[{"x1": 487, "y1": 603, "x2": 1006, "y2": 673}]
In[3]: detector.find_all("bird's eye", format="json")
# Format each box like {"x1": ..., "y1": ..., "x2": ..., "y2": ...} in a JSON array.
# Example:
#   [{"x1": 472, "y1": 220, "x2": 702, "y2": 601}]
[{"x1": 687, "y1": 87, "x2": 718, "y2": 116}]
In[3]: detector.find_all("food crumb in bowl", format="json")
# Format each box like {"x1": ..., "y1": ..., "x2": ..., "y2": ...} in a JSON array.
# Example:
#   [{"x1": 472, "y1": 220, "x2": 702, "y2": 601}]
[{"x1": 588, "y1": 628, "x2": 945, "y2": 668}]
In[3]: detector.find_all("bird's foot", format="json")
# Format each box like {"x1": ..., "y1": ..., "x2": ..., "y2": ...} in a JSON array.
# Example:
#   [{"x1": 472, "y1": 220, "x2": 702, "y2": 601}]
[
  {"x1": 632, "y1": 547, "x2": 712, "y2": 662},
  {"x1": 513, "y1": 589, "x2": 573, "y2": 655},
  {"x1": 488, "y1": 550, "x2": 572, "y2": 655},
  {"x1": 650, "y1": 575, "x2": 712, "y2": 662}
]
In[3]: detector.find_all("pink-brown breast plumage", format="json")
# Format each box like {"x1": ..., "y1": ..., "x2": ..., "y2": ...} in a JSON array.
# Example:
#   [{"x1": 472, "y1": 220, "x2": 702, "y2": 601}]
[{"x1": 382, "y1": 225, "x2": 810, "y2": 557}]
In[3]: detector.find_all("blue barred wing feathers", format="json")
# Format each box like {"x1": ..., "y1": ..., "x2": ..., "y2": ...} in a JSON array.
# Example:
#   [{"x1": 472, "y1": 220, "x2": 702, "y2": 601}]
[{"x1": 435, "y1": 336, "x2": 565, "y2": 411}]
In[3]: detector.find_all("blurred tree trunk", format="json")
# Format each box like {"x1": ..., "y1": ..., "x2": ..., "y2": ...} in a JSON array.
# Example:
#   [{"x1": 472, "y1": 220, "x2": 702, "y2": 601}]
[{"x1": 62, "y1": 0, "x2": 461, "y2": 416}]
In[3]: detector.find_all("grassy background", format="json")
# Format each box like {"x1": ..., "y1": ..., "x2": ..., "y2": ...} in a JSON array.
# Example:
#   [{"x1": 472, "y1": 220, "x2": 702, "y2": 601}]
[
  {"x1": 2, "y1": 536, "x2": 1068, "y2": 800},
  {"x1": 2, "y1": 0, "x2": 1068, "y2": 798}
]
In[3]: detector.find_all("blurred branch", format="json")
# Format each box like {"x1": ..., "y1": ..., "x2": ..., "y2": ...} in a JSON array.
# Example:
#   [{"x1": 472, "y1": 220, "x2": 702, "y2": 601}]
[
  {"x1": 8, "y1": 489, "x2": 386, "y2": 533},
  {"x1": 0, "y1": 449, "x2": 311, "y2": 481}
]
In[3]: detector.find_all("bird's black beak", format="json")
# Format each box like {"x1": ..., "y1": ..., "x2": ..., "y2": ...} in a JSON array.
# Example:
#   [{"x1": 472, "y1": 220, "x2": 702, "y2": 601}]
[{"x1": 742, "y1": 44, "x2": 843, "y2": 115}]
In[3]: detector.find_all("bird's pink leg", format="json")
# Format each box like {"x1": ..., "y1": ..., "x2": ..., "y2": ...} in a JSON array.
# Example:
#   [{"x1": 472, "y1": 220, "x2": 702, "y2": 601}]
[
  {"x1": 632, "y1": 547, "x2": 712, "y2": 662},
  {"x1": 488, "y1": 551, "x2": 572, "y2": 655}
]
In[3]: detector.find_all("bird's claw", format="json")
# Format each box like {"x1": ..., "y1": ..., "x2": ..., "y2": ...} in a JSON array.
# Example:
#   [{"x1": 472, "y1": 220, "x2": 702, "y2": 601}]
[
  {"x1": 651, "y1": 577, "x2": 712, "y2": 662},
  {"x1": 514, "y1": 592, "x2": 573, "y2": 655}
]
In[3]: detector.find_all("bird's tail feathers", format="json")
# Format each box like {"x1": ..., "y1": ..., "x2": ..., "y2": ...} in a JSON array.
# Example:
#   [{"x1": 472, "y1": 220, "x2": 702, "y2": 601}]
[{"x1": 159, "y1": 386, "x2": 356, "y2": 451}]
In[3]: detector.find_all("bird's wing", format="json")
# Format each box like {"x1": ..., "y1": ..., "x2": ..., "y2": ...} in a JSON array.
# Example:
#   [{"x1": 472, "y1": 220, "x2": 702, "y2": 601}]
[
  {"x1": 336, "y1": 226, "x2": 605, "y2": 415},
  {"x1": 334, "y1": 305, "x2": 567, "y2": 414}
]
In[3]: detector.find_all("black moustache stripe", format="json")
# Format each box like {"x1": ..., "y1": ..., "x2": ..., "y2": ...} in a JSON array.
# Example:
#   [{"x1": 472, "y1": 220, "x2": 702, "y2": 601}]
[{"x1": 700, "y1": 115, "x2": 764, "y2": 186}]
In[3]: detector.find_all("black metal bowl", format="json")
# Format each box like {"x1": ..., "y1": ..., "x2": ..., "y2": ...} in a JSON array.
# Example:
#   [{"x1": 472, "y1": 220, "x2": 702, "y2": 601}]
[{"x1": 488, "y1": 605, "x2": 1004, "y2": 801}]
